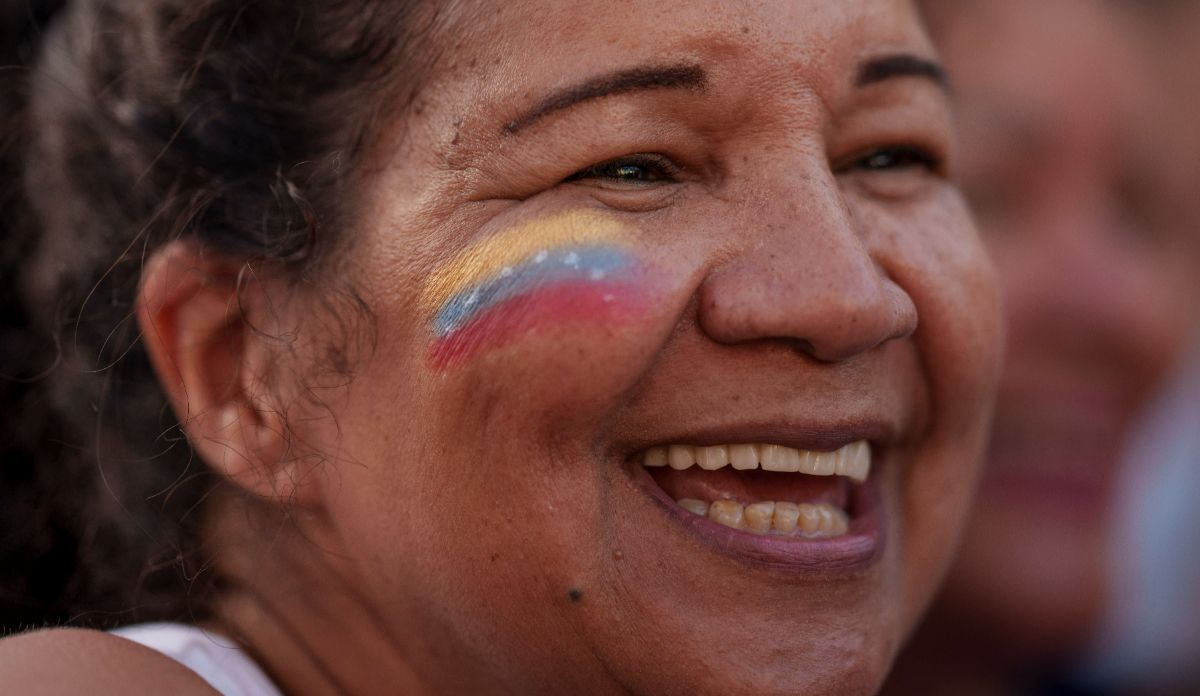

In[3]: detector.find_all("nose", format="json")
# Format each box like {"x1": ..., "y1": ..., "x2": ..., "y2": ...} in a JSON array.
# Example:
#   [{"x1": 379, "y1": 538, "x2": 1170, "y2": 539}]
[{"x1": 697, "y1": 167, "x2": 917, "y2": 363}]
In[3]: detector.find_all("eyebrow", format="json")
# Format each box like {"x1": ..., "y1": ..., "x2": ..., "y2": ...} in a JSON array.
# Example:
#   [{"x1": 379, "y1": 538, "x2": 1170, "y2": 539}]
[
  {"x1": 856, "y1": 54, "x2": 950, "y2": 91},
  {"x1": 501, "y1": 54, "x2": 947, "y2": 136},
  {"x1": 503, "y1": 64, "x2": 707, "y2": 134}
]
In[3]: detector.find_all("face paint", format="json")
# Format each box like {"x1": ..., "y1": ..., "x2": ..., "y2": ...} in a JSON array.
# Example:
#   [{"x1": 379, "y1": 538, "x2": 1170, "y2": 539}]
[{"x1": 423, "y1": 210, "x2": 648, "y2": 368}]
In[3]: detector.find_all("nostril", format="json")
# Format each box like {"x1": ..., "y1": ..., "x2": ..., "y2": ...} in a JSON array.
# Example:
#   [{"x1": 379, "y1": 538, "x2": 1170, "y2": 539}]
[
  {"x1": 698, "y1": 264, "x2": 917, "y2": 363},
  {"x1": 805, "y1": 283, "x2": 918, "y2": 362}
]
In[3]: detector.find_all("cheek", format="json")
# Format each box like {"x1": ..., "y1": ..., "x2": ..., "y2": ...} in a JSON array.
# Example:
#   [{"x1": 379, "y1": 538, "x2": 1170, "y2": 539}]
[
  {"x1": 428, "y1": 275, "x2": 656, "y2": 369},
  {"x1": 891, "y1": 198, "x2": 1005, "y2": 424},
  {"x1": 887, "y1": 200, "x2": 1004, "y2": 617},
  {"x1": 415, "y1": 209, "x2": 671, "y2": 374}
]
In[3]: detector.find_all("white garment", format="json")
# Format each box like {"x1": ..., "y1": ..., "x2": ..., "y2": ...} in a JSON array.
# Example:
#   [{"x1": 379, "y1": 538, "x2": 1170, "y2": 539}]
[
  {"x1": 1080, "y1": 332, "x2": 1200, "y2": 690},
  {"x1": 112, "y1": 623, "x2": 283, "y2": 696}
]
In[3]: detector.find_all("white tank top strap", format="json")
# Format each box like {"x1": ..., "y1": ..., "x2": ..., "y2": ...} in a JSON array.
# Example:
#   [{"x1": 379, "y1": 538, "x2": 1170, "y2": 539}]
[{"x1": 112, "y1": 622, "x2": 283, "y2": 696}]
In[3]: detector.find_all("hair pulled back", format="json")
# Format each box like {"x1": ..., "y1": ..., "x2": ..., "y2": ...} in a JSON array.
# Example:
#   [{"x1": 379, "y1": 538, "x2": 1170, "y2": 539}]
[{"x1": 0, "y1": 0, "x2": 438, "y2": 632}]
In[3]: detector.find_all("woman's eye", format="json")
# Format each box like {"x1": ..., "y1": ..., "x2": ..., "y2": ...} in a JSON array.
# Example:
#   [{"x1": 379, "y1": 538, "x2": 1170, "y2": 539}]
[
  {"x1": 565, "y1": 155, "x2": 678, "y2": 185},
  {"x1": 852, "y1": 146, "x2": 939, "y2": 173}
]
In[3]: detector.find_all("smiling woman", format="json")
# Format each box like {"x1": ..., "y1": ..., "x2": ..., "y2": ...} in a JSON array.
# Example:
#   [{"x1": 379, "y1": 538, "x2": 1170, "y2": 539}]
[{"x1": 0, "y1": 0, "x2": 1001, "y2": 694}]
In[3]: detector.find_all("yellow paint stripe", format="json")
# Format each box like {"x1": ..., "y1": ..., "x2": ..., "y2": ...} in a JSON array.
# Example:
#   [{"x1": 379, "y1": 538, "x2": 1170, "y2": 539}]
[{"x1": 421, "y1": 209, "x2": 629, "y2": 311}]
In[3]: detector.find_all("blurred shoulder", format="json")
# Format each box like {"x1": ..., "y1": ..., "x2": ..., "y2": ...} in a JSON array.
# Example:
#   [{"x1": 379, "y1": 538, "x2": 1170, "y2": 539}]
[{"x1": 0, "y1": 628, "x2": 218, "y2": 695}]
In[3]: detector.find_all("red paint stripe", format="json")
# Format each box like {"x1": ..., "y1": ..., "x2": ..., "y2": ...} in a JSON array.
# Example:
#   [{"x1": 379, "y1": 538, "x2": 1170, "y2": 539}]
[{"x1": 428, "y1": 280, "x2": 646, "y2": 369}]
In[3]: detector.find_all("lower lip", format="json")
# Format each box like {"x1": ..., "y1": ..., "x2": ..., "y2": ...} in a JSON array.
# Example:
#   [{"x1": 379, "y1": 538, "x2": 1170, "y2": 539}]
[{"x1": 625, "y1": 462, "x2": 884, "y2": 575}]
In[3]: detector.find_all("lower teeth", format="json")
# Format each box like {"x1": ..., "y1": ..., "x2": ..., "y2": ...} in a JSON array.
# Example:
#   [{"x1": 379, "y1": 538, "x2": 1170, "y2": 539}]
[{"x1": 676, "y1": 498, "x2": 849, "y2": 538}]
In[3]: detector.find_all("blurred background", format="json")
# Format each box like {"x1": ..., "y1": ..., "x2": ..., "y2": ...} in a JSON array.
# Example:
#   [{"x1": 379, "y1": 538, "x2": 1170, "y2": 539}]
[
  {"x1": 2, "y1": 1, "x2": 1199, "y2": 694},
  {"x1": 885, "y1": 0, "x2": 1200, "y2": 694}
]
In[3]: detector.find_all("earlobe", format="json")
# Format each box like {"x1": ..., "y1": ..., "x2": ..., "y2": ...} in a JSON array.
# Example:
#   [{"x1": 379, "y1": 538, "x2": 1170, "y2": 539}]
[{"x1": 137, "y1": 241, "x2": 313, "y2": 505}]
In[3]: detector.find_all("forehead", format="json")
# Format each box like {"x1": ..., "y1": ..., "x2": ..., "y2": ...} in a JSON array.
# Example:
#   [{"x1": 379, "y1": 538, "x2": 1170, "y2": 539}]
[{"x1": 428, "y1": 0, "x2": 932, "y2": 100}]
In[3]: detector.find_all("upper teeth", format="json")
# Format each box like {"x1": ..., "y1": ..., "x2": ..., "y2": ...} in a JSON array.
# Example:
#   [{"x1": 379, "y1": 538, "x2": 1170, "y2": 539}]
[{"x1": 642, "y1": 441, "x2": 871, "y2": 483}]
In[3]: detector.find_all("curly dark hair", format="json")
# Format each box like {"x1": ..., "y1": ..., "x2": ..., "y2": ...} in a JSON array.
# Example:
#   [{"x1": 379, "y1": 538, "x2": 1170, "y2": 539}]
[{"x1": 0, "y1": 0, "x2": 441, "y2": 633}]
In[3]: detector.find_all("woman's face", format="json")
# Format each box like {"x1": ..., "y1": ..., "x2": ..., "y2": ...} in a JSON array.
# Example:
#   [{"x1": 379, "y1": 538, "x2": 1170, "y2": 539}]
[{"x1": 289, "y1": 0, "x2": 1000, "y2": 692}]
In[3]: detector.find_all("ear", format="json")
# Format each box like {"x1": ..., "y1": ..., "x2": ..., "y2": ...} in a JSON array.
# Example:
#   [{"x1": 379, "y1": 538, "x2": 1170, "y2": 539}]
[{"x1": 137, "y1": 240, "x2": 317, "y2": 506}]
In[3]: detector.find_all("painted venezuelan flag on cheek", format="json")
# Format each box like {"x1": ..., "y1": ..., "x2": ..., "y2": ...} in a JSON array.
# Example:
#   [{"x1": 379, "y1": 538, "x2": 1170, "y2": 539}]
[{"x1": 421, "y1": 210, "x2": 648, "y2": 368}]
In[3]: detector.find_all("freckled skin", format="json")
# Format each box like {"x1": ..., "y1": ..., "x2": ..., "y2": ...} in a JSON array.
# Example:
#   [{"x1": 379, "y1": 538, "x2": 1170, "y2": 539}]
[{"x1": 128, "y1": 1, "x2": 1001, "y2": 695}]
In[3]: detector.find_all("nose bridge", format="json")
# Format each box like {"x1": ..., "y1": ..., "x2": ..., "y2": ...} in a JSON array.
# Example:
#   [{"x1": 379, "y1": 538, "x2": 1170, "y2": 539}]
[{"x1": 697, "y1": 155, "x2": 918, "y2": 362}]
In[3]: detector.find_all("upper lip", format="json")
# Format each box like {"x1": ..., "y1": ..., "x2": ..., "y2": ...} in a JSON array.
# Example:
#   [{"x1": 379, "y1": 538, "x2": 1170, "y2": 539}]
[{"x1": 618, "y1": 418, "x2": 897, "y2": 457}]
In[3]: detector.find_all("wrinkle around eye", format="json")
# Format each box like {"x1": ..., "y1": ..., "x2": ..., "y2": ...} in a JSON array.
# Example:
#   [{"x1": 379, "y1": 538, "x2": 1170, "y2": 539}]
[
  {"x1": 572, "y1": 183, "x2": 688, "y2": 214},
  {"x1": 838, "y1": 164, "x2": 945, "y2": 203}
]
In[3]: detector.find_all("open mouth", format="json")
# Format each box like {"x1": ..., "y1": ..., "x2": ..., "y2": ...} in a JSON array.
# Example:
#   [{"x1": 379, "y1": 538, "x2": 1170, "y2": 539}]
[{"x1": 628, "y1": 439, "x2": 884, "y2": 572}]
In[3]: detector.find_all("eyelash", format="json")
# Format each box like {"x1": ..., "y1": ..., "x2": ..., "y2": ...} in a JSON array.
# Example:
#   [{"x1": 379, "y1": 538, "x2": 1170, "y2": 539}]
[
  {"x1": 564, "y1": 145, "x2": 940, "y2": 186},
  {"x1": 565, "y1": 154, "x2": 680, "y2": 185},
  {"x1": 847, "y1": 145, "x2": 941, "y2": 174}
]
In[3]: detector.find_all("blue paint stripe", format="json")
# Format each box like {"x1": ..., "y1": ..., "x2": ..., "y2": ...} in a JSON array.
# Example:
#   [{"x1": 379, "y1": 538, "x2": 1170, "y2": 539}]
[{"x1": 433, "y1": 246, "x2": 633, "y2": 337}]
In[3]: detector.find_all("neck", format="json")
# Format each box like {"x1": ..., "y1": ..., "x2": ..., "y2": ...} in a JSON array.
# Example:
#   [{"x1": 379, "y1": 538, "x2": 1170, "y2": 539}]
[{"x1": 203, "y1": 494, "x2": 431, "y2": 696}]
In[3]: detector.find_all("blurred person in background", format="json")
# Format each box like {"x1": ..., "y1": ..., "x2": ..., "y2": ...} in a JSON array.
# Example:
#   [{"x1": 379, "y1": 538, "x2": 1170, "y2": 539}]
[
  {"x1": 1079, "y1": 3, "x2": 1200, "y2": 693},
  {"x1": 884, "y1": 0, "x2": 1200, "y2": 693}
]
